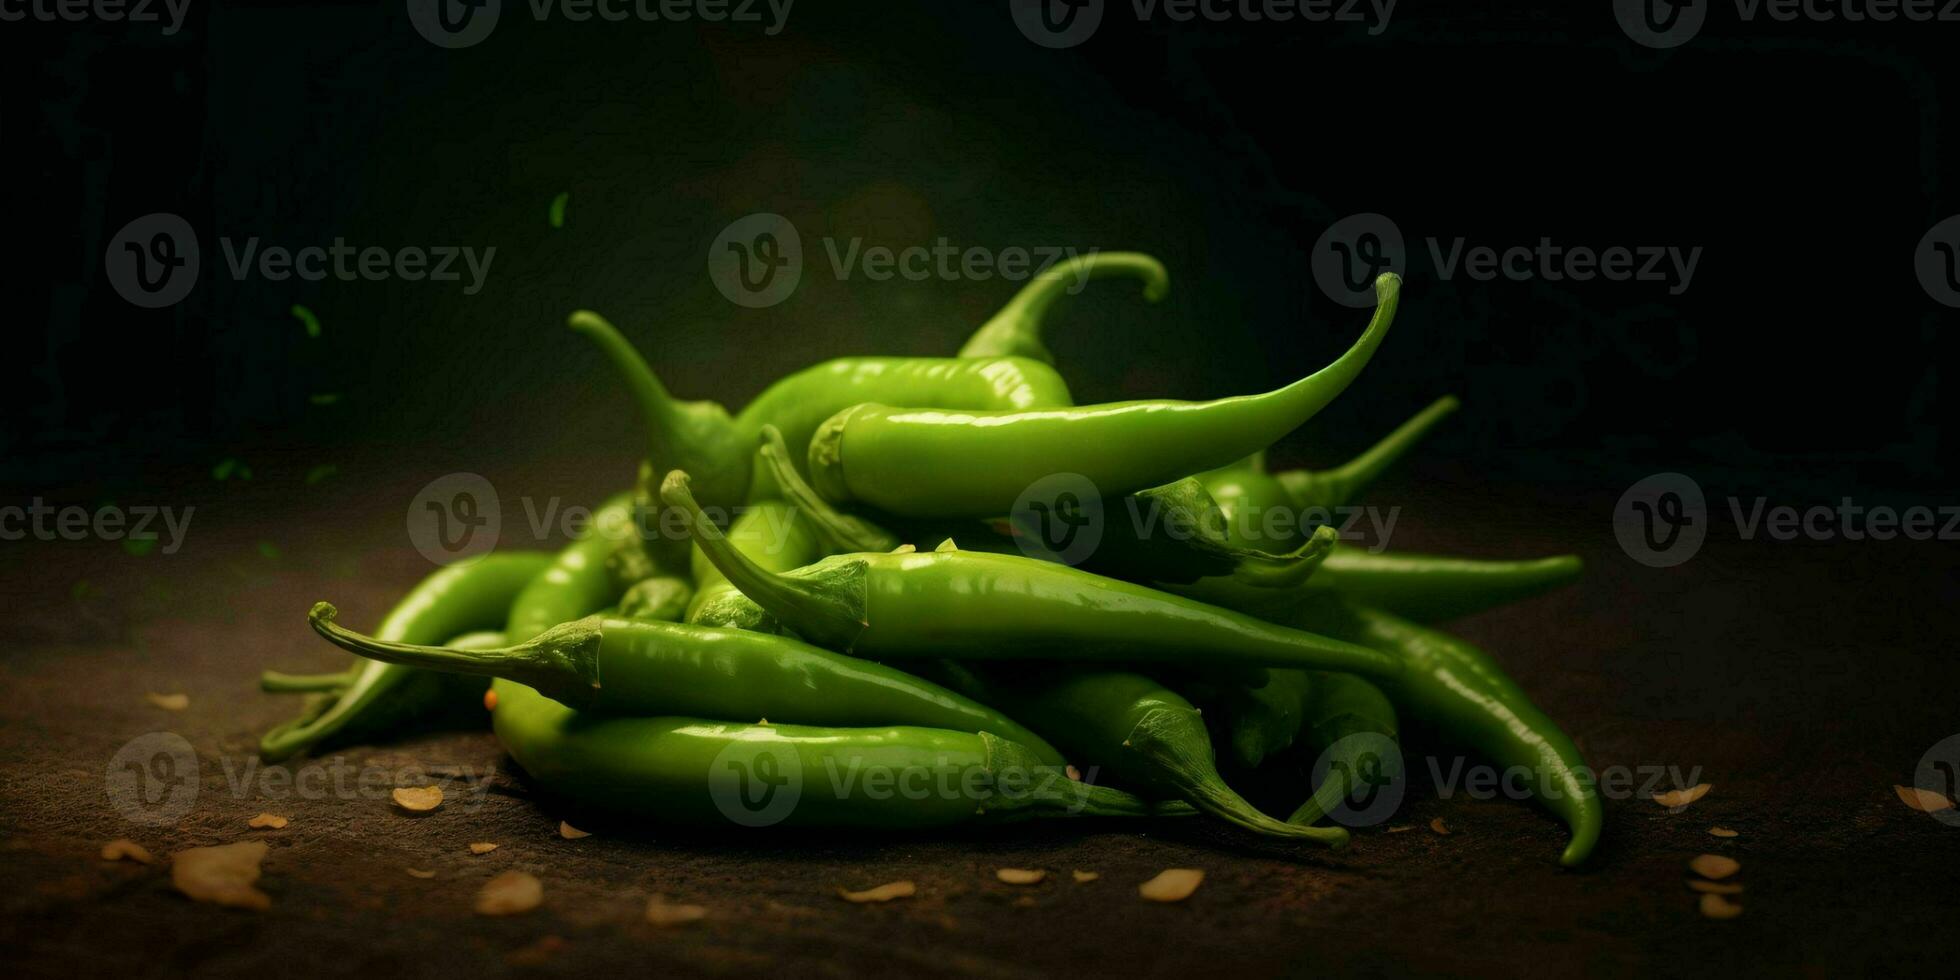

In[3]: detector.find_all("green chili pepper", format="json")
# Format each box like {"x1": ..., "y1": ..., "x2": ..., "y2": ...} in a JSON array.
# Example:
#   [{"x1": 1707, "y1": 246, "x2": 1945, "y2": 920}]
[
  {"x1": 308, "y1": 603, "x2": 1064, "y2": 764},
  {"x1": 1292, "y1": 599, "x2": 1602, "y2": 866},
  {"x1": 1286, "y1": 671, "x2": 1403, "y2": 827},
  {"x1": 1307, "y1": 549, "x2": 1584, "y2": 624},
  {"x1": 257, "y1": 550, "x2": 553, "y2": 762},
  {"x1": 805, "y1": 273, "x2": 1399, "y2": 518},
  {"x1": 955, "y1": 252, "x2": 1170, "y2": 364},
  {"x1": 935, "y1": 663, "x2": 1344, "y2": 845},
  {"x1": 507, "y1": 494, "x2": 637, "y2": 643},
  {"x1": 759, "y1": 424, "x2": 904, "y2": 553},
  {"x1": 488, "y1": 679, "x2": 1163, "y2": 829},
  {"x1": 660, "y1": 471, "x2": 1402, "y2": 680},
  {"x1": 571, "y1": 311, "x2": 1076, "y2": 511},
  {"x1": 1275, "y1": 395, "x2": 1459, "y2": 513},
  {"x1": 1195, "y1": 453, "x2": 1303, "y2": 550},
  {"x1": 616, "y1": 575, "x2": 694, "y2": 623},
  {"x1": 683, "y1": 499, "x2": 819, "y2": 633}
]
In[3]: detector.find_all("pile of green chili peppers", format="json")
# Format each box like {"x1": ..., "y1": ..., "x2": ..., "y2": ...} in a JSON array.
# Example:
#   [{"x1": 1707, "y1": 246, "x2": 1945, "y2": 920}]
[{"x1": 262, "y1": 254, "x2": 1603, "y2": 866}]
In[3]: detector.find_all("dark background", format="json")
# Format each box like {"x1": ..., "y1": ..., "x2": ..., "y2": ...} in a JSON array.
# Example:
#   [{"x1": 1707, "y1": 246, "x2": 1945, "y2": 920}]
[
  {"x1": 4, "y1": 3, "x2": 1959, "y2": 977},
  {"x1": 6, "y1": 2, "x2": 1952, "y2": 503}
]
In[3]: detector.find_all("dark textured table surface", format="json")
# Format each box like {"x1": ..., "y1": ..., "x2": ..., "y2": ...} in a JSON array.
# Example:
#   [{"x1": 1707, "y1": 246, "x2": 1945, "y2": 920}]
[{"x1": 4, "y1": 454, "x2": 1957, "y2": 978}]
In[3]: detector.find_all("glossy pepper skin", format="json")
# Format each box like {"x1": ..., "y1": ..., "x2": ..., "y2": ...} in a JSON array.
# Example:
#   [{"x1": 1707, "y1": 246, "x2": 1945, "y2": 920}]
[
  {"x1": 616, "y1": 575, "x2": 693, "y2": 623},
  {"x1": 805, "y1": 273, "x2": 1398, "y2": 519},
  {"x1": 955, "y1": 251, "x2": 1169, "y2": 365},
  {"x1": 1293, "y1": 599, "x2": 1603, "y2": 867},
  {"x1": 571, "y1": 311, "x2": 1074, "y2": 511},
  {"x1": 661, "y1": 472, "x2": 1402, "y2": 681},
  {"x1": 257, "y1": 550, "x2": 554, "y2": 762},
  {"x1": 507, "y1": 494, "x2": 638, "y2": 643},
  {"x1": 307, "y1": 603, "x2": 1066, "y2": 765},
  {"x1": 488, "y1": 679, "x2": 1163, "y2": 829},
  {"x1": 683, "y1": 499, "x2": 820, "y2": 633},
  {"x1": 1307, "y1": 549, "x2": 1584, "y2": 624},
  {"x1": 1274, "y1": 395, "x2": 1460, "y2": 513},
  {"x1": 935, "y1": 664, "x2": 1345, "y2": 846}
]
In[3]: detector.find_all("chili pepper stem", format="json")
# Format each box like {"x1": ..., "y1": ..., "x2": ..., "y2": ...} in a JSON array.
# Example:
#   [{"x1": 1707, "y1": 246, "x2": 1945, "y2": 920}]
[
  {"x1": 958, "y1": 252, "x2": 1169, "y2": 364},
  {"x1": 1125, "y1": 708, "x2": 1348, "y2": 847},
  {"x1": 758, "y1": 424, "x2": 900, "y2": 553},
  {"x1": 660, "y1": 471, "x2": 869, "y2": 649},
  {"x1": 307, "y1": 602, "x2": 604, "y2": 711},
  {"x1": 1278, "y1": 394, "x2": 1459, "y2": 511}
]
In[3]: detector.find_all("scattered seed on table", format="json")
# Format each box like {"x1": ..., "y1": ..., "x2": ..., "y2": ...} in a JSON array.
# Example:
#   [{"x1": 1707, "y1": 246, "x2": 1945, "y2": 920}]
[
  {"x1": 1654, "y1": 784, "x2": 1712, "y2": 809},
  {"x1": 645, "y1": 896, "x2": 707, "y2": 926},
  {"x1": 1689, "y1": 854, "x2": 1740, "y2": 880},
  {"x1": 477, "y1": 871, "x2": 543, "y2": 915},
  {"x1": 469, "y1": 842, "x2": 499, "y2": 855},
  {"x1": 1707, "y1": 826, "x2": 1738, "y2": 838},
  {"x1": 1894, "y1": 784, "x2": 1955, "y2": 813},
  {"x1": 996, "y1": 868, "x2": 1045, "y2": 885},
  {"x1": 558, "y1": 821, "x2": 590, "y2": 839},
  {"x1": 1429, "y1": 817, "x2": 1450, "y2": 835},
  {"x1": 1138, "y1": 869, "x2": 1204, "y2": 903},
  {"x1": 100, "y1": 840, "x2": 153, "y2": 864},
  {"x1": 145, "y1": 692, "x2": 189, "y2": 711},
  {"x1": 405, "y1": 868, "x2": 436, "y2": 879},
  {"x1": 247, "y1": 813, "x2": 288, "y2": 829},
  {"x1": 1071, "y1": 870, "x2": 1099, "y2": 883},
  {"x1": 392, "y1": 786, "x2": 442, "y2": 812},
  {"x1": 839, "y1": 881, "x2": 915, "y2": 903},
  {"x1": 172, "y1": 842, "x2": 270, "y2": 910},
  {"x1": 1699, "y1": 893, "x2": 1743, "y2": 919}
]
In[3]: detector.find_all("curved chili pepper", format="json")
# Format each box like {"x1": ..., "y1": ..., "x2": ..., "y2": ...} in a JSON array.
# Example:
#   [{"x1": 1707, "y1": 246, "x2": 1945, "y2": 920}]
[
  {"x1": 570, "y1": 311, "x2": 1076, "y2": 511},
  {"x1": 660, "y1": 471, "x2": 1403, "y2": 680},
  {"x1": 1286, "y1": 671, "x2": 1404, "y2": 827},
  {"x1": 307, "y1": 603, "x2": 1065, "y2": 764},
  {"x1": 256, "y1": 550, "x2": 554, "y2": 762},
  {"x1": 1292, "y1": 599, "x2": 1603, "y2": 866},
  {"x1": 1274, "y1": 395, "x2": 1459, "y2": 513},
  {"x1": 932, "y1": 663, "x2": 1344, "y2": 845},
  {"x1": 805, "y1": 273, "x2": 1399, "y2": 518},
  {"x1": 488, "y1": 679, "x2": 1166, "y2": 828},
  {"x1": 1308, "y1": 549, "x2": 1584, "y2": 624},
  {"x1": 955, "y1": 251, "x2": 1170, "y2": 364},
  {"x1": 507, "y1": 494, "x2": 639, "y2": 643}
]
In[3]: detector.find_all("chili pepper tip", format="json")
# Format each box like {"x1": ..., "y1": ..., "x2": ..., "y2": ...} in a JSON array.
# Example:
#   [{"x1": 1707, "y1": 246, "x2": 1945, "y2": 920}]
[{"x1": 309, "y1": 601, "x2": 338, "y2": 624}]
